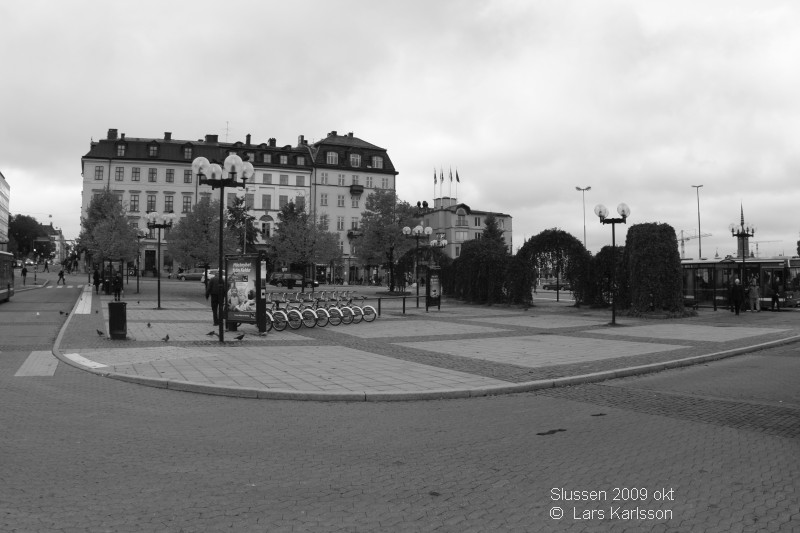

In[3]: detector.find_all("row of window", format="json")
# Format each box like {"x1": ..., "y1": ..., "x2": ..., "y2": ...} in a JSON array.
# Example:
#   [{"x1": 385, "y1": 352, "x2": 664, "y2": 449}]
[
  {"x1": 320, "y1": 194, "x2": 361, "y2": 208},
  {"x1": 116, "y1": 144, "x2": 308, "y2": 166},
  {"x1": 225, "y1": 193, "x2": 306, "y2": 211},
  {"x1": 115, "y1": 144, "x2": 385, "y2": 170},
  {"x1": 316, "y1": 214, "x2": 361, "y2": 232},
  {"x1": 318, "y1": 172, "x2": 390, "y2": 189},
  {"x1": 98, "y1": 166, "x2": 195, "y2": 184},
  {"x1": 325, "y1": 153, "x2": 383, "y2": 169}
]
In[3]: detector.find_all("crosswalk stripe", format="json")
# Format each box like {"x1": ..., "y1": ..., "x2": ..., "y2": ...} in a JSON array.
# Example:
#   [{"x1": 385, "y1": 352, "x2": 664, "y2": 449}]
[{"x1": 15, "y1": 351, "x2": 59, "y2": 377}]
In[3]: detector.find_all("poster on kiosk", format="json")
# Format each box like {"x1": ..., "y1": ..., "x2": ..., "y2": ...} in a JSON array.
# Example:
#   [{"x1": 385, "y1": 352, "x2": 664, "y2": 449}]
[
  {"x1": 426, "y1": 267, "x2": 442, "y2": 311},
  {"x1": 225, "y1": 255, "x2": 259, "y2": 324}
]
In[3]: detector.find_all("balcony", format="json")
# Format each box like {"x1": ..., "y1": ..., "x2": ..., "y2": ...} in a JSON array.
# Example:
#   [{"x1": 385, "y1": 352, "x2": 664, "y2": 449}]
[{"x1": 349, "y1": 184, "x2": 364, "y2": 196}]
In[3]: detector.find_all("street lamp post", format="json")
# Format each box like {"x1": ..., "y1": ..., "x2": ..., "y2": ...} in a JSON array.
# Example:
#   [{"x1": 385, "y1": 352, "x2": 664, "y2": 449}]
[
  {"x1": 402, "y1": 223, "x2": 433, "y2": 306},
  {"x1": 145, "y1": 211, "x2": 177, "y2": 310},
  {"x1": 692, "y1": 185, "x2": 703, "y2": 259},
  {"x1": 193, "y1": 154, "x2": 253, "y2": 342},
  {"x1": 575, "y1": 186, "x2": 591, "y2": 249},
  {"x1": 729, "y1": 206, "x2": 755, "y2": 284},
  {"x1": 594, "y1": 202, "x2": 631, "y2": 326}
]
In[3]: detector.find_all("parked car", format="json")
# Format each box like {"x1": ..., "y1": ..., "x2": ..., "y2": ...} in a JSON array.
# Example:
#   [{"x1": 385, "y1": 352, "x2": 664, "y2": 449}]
[
  {"x1": 542, "y1": 281, "x2": 571, "y2": 291},
  {"x1": 268, "y1": 272, "x2": 318, "y2": 288},
  {"x1": 177, "y1": 267, "x2": 207, "y2": 281}
]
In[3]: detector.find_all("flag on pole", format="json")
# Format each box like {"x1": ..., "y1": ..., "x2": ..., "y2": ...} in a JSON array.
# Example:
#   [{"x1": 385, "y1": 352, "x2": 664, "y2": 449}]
[
  {"x1": 449, "y1": 168, "x2": 453, "y2": 182},
  {"x1": 456, "y1": 170, "x2": 460, "y2": 183},
  {"x1": 434, "y1": 168, "x2": 437, "y2": 185}
]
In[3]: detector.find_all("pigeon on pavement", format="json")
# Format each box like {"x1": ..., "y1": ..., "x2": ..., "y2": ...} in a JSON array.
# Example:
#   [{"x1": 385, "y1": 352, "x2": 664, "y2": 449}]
[
  {"x1": 235, "y1": 334, "x2": 245, "y2": 340},
  {"x1": 96, "y1": 330, "x2": 104, "y2": 336},
  {"x1": 162, "y1": 334, "x2": 170, "y2": 342}
]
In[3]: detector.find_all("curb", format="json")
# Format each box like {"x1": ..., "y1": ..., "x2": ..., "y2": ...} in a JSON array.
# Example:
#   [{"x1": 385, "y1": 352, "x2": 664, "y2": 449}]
[{"x1": 51, "y1": 293, "x2": 800, "y2": 402}]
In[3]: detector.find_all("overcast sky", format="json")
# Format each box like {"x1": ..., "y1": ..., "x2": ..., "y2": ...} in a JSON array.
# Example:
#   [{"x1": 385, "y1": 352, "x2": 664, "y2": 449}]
[{"x1": 2, "y1": 0, "x2": 799, "y2": 259}]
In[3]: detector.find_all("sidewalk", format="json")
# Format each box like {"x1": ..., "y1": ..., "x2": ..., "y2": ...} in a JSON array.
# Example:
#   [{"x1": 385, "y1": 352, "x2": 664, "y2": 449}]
[{"x1": 53, "y1": 284, "x2": 800, "y2": 401}]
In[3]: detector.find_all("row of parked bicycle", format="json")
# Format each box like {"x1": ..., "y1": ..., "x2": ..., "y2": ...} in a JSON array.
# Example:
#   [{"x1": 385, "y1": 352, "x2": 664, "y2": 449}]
[{"x1": 263, "y1": 291, "x2": 377, "y2": 331}]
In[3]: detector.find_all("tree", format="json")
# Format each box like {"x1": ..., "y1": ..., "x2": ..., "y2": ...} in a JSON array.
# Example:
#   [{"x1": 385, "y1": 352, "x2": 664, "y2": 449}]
[
  {"x1": 622, "y1": 222, "x2": 683, "y2": 314},
  {"x1": 169, "y1": 198, "x2": 237, "y2": 269},
  {"x1": 517, "y1": 229, "x2": 589, "y2": 304},
  {"x1": 271, "y1": 202, "x2": 340, "y2": 281},
  {"x1": 226, "y1": 196, "x2": 259, "y2": 252},
  {"x1": 358, "y1": 189, "x2": 416, "y2": 291},
  {"x1": 9, "y1": 214, "x2": 51, "y2": 259},
  {"x1": 482, "y1": 213, "x2": 505, "y2": 244},
  {"x1": 77, "y1": 190, "x2": 138, "y2": 268}
]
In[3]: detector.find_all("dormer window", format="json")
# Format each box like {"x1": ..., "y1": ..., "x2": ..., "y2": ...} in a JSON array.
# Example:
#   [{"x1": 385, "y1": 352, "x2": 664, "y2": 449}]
[
  {"x1": 327, "y1": 152, "x2": 338, "y2": 165},
  {"x1": 297, "y1": 156, "x2": 305, "y2": 166},
  {"x1": 280, "y1": 155, "x2": 288, "y2": 165},
  {"x1": 183, "y1": 146, "x2": 192, "y2": 160},
  {"x1": 263, "y1": 153, "x2": 271, "y2": 163},
  {"x1": 148, "y1": 144, "x2": 159, "y2": 157},
  {"x1": 349, "y1": 154, "x2": 361, "y2": 167},
  {"x1": 371, "y1": 156, "x2": 383, "y2": 169},
  {"x1": 116, "y1": 144, "x2": 126, "y2": 157}
]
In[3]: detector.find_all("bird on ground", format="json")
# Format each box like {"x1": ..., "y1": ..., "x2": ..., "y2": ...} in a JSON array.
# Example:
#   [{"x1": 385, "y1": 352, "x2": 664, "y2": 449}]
[
  {"x1": 59, "y1": 310, "x2": 64, "y2": 315},
  {"x1": 162, "y1": 334, "x2": 170, "y2": 342},
  {"x1": 235, "y1": 334, "x2": 245, "y2": 341},
  {"x1": 137, "y1": 301, "x2": 140, "y2": 304},
  {"x1": 147, "y1": 322, "x2": 151, "y2": 328},
  {"x1": 206, "y1": 331, "x2": 217, "y2": 336},
  {"x1": 96, "y1": 330, "x2": 104, "y2": 336}
]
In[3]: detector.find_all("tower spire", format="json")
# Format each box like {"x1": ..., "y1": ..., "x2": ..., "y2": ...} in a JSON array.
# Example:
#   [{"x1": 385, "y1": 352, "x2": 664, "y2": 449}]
[{"x1": 740, "y1": 203, "x2": 744, "y2": 227}]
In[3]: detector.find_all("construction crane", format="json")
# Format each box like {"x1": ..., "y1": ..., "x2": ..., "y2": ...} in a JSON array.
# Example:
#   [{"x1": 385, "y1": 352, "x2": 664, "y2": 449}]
[
  {"x1": 679, "y1": 230, "x2": 712, "y2": 259},
  {"x1": 751, "y1": 240, "x2": 779, "y2": 257}
]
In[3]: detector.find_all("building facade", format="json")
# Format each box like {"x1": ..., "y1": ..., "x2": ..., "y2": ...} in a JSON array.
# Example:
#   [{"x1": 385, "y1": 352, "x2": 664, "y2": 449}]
[
  {"x1": 80, "y1": 129, "x2": 397, "y2": 278},
  {"x1": 0, "y1": 170, "x2": 9, "y2": 252}
]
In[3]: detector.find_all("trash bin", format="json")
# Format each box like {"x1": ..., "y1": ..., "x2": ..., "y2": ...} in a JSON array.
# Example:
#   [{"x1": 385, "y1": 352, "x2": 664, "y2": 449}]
[{"x1": 108, "y1": 301, "x2": 127, "y2": 340}]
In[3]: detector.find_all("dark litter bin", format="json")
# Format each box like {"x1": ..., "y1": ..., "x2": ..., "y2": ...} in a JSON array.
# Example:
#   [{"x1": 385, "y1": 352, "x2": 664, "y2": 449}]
[{"x1": 108, "y1": 301, "x2": 127, "y2": 340}]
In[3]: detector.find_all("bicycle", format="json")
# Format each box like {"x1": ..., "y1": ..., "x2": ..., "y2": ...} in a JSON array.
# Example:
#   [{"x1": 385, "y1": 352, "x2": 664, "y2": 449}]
[{"x1": 352, "y1": 295, "x2": 378, "y2": 322}]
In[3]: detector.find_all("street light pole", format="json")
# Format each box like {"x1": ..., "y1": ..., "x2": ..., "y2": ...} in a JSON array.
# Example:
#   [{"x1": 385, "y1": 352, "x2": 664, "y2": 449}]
[
  {"x1": 692, "y1": 185, "x2": 703, "y2": 259},
  {"x1": 729, "y1": 205, "x2": 755, "y2": 284},
  {"x1": 594, "y1": 202, "x2": 631, "y2": 326},
  {"x1": 145, "y1": 211, "x2": 177, "y2": 310},
  {"x1": 193, "y1": 154, "x2": 253, "y2": 342},
  {"x1": 402, "y1": 223, "x2": 433, "y2": 306},
  {"x1": 575, "y1": 186, "x2": 591, "y2": 249}
]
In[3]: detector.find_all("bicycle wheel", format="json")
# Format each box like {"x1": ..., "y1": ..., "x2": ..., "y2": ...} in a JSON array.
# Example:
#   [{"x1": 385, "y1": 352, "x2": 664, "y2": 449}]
[
  {"x1": 314, "y1": 308, "x2": 330, "y2": 327},
  {"x1": 327, "y1": 307, "x2": 342, "y2": 326},
  {"x1": 263, "y1": 311, "x2": 275, "y2": 332},
  {"x1": 339, "y1": 306, "x2": 354, "y2": 325},
  {"x1": 287, "y1": 309, "x2": 303, "y2": 330},
  {"x1": 272, "y1": 310, "x2": 289, "y2": 331},
  {"x1": 350, "y1": 304, "x2": 364, "y2": 324},
  {"x1": 361, "y1": 305, "x2": 377, "y2": 322},
  {"x1": 301, "y1": 308, "x2": 318, "y2": 328}
]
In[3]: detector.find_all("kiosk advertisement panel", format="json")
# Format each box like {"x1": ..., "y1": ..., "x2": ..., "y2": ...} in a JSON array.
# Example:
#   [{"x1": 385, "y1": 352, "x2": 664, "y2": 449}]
[{"x1": 225, "y1": 256, "x2": 258, "y2": 324}]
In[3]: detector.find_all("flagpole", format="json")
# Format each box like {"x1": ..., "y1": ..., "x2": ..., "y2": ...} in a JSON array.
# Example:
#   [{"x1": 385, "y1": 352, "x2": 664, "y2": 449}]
[{"x1": 455, "y1": 169, "x2": 459, "y2": 201}]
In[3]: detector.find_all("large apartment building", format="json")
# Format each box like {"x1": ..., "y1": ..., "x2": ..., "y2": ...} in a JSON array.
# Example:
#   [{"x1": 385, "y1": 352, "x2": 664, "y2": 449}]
[{"x1": 81, "y1": 129, "x2": 398, "y2": 279}]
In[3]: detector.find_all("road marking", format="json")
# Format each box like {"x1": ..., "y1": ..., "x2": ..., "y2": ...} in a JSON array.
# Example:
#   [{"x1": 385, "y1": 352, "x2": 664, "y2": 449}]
[
  {"x1": 63, "y1": 353, "x2": 107, "y2": 369},
  {"x1": 74, "y1": 285, "x2": 93, "y2": 314},
  {"x1": 15, "y1": 351, "x2": 59, "y2": 377}
]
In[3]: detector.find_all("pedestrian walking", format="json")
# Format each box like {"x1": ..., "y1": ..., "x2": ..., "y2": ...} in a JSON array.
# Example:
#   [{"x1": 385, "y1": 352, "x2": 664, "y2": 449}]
[
  {"x1": 770, "y1": 276, "x2": 782, "y2": 311},
  {"x1": 205, "y1": 273, "x2": 221, "y2": 325},
  {"x1": 92, "y1": 269, "x2": 101, "y2": 294},
  {"x1": 731, "y1": 278, "x2": 746, "y2": 316},
  {"x1": 748, "y1": 277, "x2": 760, "y2": 312},
  {"x1": 112, "y1": 273, "x2": 123, "y2": 301},
  {"x1": 43, "y1": 260, "x2": 49, "y2": 273},
  {"x1": 21, "y1": 266, "x2": 27, "y2": 285},
  {"x1": 57, "y1": 268, "x2": 66, "y2": 285}
]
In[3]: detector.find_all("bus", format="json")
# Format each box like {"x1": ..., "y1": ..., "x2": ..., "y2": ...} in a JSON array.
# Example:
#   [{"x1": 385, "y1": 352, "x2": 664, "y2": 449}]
[
  {"x1": 682, "y1": 256, "x2": 800, "y2": 310},
  {"x1": 0, "y1": 251, "x2": 15, "y2": 302}
]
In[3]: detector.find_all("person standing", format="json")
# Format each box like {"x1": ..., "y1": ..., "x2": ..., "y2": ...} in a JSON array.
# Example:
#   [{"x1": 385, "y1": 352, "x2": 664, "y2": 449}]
[
  {"x1": 21, "y1": 266, "x2": 28, "y2": 286},
  {"x1": 43, "y1": 260, "x2": 49, "y2": 272},
  {"x1": 205, "y1": 273, "x2": 221, "y2": 326},
  {"x1": 748, "y1": 277, "x2": 760, "y2": 312},
  {"x1": 112, "y1": 273, "x2": 123, "y2": 301},
  {"x1": 57, "y1": 268, "x2": 66, "y2": 286},
  {"x1": 92, "y1": 268, "x2": 101, "y2": 294},
  {"x1": 731, "y1": 278, "x2": 746, "y2": 316}
]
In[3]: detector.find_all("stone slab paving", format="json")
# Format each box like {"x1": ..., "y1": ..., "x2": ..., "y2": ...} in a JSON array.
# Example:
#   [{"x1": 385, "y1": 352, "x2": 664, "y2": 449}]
[
  {"x1": 591, "y1": 323, "x2": 790, "y2": 342},
  {"x1": 396, "y1": 335, "x2": 687, "y2": 367},
  {"x1": 464, "y1": 315, "x2": 609, "y2": 328}
]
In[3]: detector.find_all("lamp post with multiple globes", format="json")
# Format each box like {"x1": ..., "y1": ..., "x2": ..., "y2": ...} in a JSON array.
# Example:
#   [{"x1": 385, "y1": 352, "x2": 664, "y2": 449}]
[
  {"x1": 402, "y1": 223, "x2": 433, "y2": 305},
  {"x1": 192, "y1": 154, "x2": 253, "y2": 342},
  {"x1": 145, "y1": 210, "x2": 177, "y2": 310},
  {"x1": 594, "y1": 202, "x2": 631, "y2": 326}
]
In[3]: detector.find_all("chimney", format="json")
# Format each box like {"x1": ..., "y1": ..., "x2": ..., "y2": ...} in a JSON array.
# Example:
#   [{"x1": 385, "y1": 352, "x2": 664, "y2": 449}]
[
  {"x1": 329, "y1": 130, "x2": 337, "y2": 137},
  {"x1": 164, "y1": 132, "x2": 172, "y2": 141},
  {"x1": 107, "y1": 128, "x2": 118, "y2": 140},
  {"x1": 205, "y1": 134, "x2": 219, "y2": 143},
  {"x1": 297, "y1": 134, "x2": 305, "y2": 146},
  {"x1": 246, "y1": 133, "x2": 251, "y2": 145},
  {"x1": 268, "y1": 138, "x2": 276, "y2": 147},
  {"x1": 347, "y1": 132, "x2": 353, "y2": 138},
  {"x1": 120, "y1": 133, "x2": 125, "y2": 139}
]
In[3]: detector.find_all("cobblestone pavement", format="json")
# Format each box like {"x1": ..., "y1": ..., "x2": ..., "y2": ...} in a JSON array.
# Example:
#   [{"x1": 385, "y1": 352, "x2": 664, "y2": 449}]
[{"x1": 2, "y1": 274, "x2": 798, "y2": 531}]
